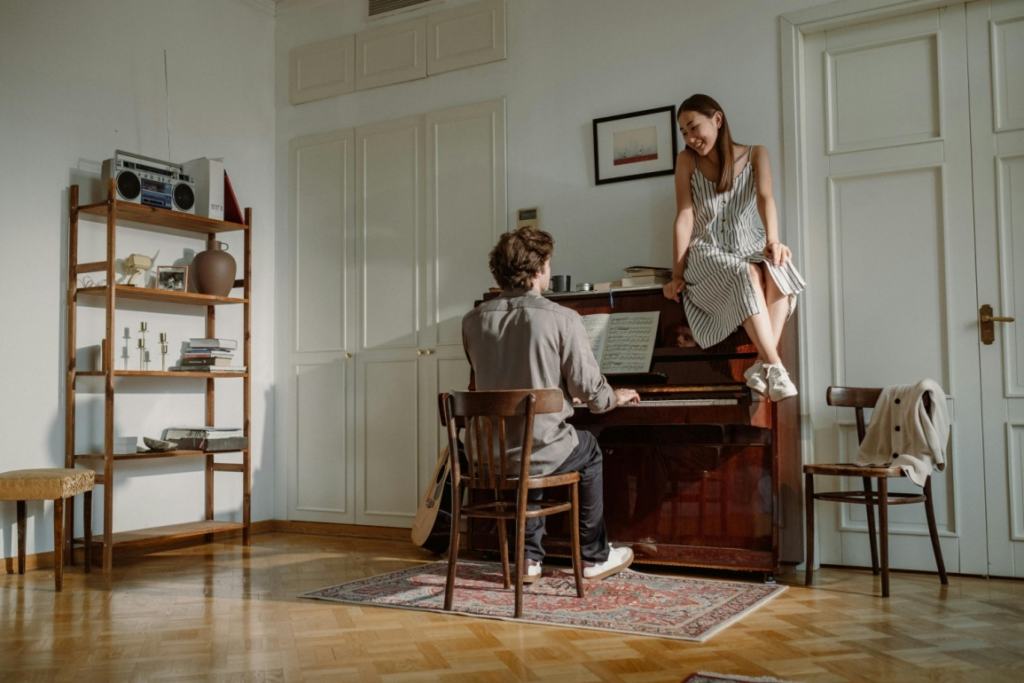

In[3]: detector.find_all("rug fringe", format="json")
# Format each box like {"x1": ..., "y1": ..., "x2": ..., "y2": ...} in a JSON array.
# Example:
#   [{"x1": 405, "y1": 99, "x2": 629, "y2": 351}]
[{"x1": 696, "y1": 671, "x2": 801, "y2": 683}]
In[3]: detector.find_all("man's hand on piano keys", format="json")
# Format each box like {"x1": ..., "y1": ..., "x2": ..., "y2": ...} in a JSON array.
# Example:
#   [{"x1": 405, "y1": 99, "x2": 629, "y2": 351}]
[{"x1": 614, "y1": 388, "x2": 641, "y2": 406}]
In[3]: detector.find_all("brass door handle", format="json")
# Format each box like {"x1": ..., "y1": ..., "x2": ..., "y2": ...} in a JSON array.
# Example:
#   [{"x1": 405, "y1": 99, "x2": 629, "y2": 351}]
[{"x1": 980, "y1": 304, "x2": 1015, "y2": 345}]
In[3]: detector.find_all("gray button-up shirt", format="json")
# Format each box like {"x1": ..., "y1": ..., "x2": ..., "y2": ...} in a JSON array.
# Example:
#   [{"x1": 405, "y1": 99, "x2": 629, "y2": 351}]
[{"x1": 461, "y1": 289, "x2": 617, "y2": 475}]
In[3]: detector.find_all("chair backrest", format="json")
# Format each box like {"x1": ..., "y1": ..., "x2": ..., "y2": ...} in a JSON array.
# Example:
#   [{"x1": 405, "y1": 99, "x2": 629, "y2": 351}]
[
  {"x1": 444, "y1": 388, "x2": 564, "y2": 490},
  {"x1": 826, "y1": 387, "x2": 881, "y2": 444},
  {"x1": 827, "y1": 385, "x2": 932, "y2": 445}
]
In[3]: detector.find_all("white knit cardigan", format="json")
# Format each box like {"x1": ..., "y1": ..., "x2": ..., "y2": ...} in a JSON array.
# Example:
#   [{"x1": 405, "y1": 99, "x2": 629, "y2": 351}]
[{"x1": 854, "y1": 379, "x2": 949, "y2": 486}]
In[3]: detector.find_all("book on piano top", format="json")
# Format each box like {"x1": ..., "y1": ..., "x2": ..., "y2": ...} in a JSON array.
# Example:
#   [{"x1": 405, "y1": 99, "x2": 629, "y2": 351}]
[
  {"x1": 581, "y1": 311, "x2": 659, "y2": 375},
  {"x1": 620, "y1": 274, "x2": 670, "y2": 287},
  {"x1": 623, "y1": 265, "x2": 672, "y2": 277}
]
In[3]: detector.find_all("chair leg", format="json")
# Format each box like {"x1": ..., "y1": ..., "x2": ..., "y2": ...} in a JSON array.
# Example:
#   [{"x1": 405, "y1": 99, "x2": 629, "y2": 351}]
[
  {"x1": 804, "y1": 472, "x2": 815, "y2": 586},
  {"x1": 514, "y1": 512, "x2": 526, "y2": 619},
  {"x1": 497, "y1": 518, "x2": 510, "y2": 589},
  {"x1": 66, "y1": 492, "x2": 75, "y2": 567},
  {"x1": 444, "y1": 482, "x2": 462, "y2": 612},
  {"x1": 16, "y1": 500, "x2": 26, "y2": 575},
  {"x1": 570, "y1": 482, "x2": 585, "y2": 598},
  {"x1": 878, "y1": 478, "x2": 889, "y2": 598},
  {"x1": 83, "y1": 490, "x2": 92, "y2": 574},
  {"x1": 923, "y1": 477, "x2": 948, "y2": 585},
  {"x1": 53, "y1": 498, "x2": 65, "y2": 592},
  {"x1": 863, "y1": 476, "x2": 880, "y2": 576}
]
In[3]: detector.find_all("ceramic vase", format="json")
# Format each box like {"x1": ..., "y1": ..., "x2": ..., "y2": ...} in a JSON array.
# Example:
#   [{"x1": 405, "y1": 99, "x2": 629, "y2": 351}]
[{"x1": 191, "y1": 241, "x2": 236, "y2": 296}]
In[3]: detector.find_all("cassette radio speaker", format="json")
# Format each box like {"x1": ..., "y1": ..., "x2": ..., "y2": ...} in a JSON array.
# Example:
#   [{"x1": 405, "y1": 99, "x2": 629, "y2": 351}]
[{"x1": 101, "y1": 150, "x2": 196, "y2": 214}]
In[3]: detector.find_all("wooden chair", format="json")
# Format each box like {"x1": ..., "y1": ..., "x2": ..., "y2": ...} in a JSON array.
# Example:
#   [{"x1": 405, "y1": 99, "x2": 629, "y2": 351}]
[
  {"x1": 0, "y1": 468, "x2": 94, "y2": 591},
  {"x1": 805, "y1": 387, "x2": 948, "y2": 597},
  {"x1": 442, "y1": 389, "x2": 585, "y2": 618}
]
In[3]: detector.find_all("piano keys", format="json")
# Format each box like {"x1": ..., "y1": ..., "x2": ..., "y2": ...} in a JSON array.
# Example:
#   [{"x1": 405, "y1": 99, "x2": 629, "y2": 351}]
[{"x1": 468, "y1": 286, "x2": 803, "y2": 578}]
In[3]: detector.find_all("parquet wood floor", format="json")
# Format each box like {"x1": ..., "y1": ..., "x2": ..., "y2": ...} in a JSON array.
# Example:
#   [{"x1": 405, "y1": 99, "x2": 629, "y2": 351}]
[{"x1": 2, "y1": 531, "x2": 1023, "y2": 683}]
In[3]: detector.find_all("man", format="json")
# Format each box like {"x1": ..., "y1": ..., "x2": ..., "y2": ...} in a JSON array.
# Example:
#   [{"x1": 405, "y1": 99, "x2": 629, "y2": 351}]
[{"x1": 461, "y1": 226, "x2": 639, "y2": 582}]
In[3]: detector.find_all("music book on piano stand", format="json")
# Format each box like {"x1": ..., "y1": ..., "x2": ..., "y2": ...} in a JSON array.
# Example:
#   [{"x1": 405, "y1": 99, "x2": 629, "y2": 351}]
[{"x1": 581, "y1": 311, "x2": 659, "y2": 374}]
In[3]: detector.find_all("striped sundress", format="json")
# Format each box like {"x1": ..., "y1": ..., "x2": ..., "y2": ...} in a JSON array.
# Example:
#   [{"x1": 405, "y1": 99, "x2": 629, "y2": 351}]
[{"x1": 681, "y1": 147, "x2": 806, "y2": 349}]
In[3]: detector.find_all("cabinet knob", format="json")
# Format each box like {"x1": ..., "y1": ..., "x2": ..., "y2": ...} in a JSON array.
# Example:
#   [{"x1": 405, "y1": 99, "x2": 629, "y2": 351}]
[
  {"x1": 417, "y1": 349, "x2": 426, "y2": 355},
  {"x1": 345, "y1": 352, "x2": 353, "y2": 359},
  {"x1": 427, "y1": 349, "x2": 435, "y2": 355}
]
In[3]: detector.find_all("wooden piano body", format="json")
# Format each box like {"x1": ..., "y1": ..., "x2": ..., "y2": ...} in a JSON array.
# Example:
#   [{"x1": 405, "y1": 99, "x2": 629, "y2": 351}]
[{"x1": 468, "y1": 287, "x2": 803, "y2": 576}]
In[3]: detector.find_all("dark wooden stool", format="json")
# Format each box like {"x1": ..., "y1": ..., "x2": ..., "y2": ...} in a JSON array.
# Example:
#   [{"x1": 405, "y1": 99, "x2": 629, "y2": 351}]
[
  {"x1": 0, "y1": 468, "x2": 94, "y2": 591},
  {"x1": 805, "y1": 387, "x2": 948, "y2": 597}
]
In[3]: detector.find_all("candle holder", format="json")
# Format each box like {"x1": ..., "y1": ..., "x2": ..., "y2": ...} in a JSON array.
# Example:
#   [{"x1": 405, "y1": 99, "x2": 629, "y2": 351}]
[
  {"x1": 161, "y1": 342, "x2": 168, "y2": 371},
  {"x1": 138, "y1": 338, "x2": 145, "y2": 371},
  {"x1": 123, "y1": 327, "x2": 131, "y2": 370},
  {"x1": 139, "y1": 321, "x2": 148, "y2": 352}
]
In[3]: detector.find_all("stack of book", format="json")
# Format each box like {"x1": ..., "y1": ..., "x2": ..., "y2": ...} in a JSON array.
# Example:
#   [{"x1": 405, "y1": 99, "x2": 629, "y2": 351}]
[
  {"x1": 170, "y1": 337, "x2": 246, "y2": 373},
  {"x1": 620, "y1": 265, "x2": 672, "y2": 288},
  {"x1": 161, "y1": 426, "x2": 248, "y2": 452}
]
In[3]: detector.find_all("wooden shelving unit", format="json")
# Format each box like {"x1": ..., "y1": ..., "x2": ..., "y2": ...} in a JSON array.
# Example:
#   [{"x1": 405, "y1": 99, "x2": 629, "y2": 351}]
[{"x1": 66, "y1": 180, "x2": 252, "y2": 571}]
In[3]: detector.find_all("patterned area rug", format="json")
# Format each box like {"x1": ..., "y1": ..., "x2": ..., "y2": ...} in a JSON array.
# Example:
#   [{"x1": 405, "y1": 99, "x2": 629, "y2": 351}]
[
  {"x1": 299, "y1": 560, "x2": 786, "y2": 642},
  {"x1": 682, "y1": 673, "x2": 802, "y2": 683}
]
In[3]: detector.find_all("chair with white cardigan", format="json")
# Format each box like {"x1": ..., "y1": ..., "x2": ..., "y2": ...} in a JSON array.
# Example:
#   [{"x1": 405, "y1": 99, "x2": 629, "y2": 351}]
[{"x1": 804, "y1": 385, "x2": 948, "y2": 598}]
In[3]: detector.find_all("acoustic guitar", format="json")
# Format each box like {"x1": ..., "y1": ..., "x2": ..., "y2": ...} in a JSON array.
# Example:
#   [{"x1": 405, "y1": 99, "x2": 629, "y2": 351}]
[{"x1": 410, "y1": 444, "x2": 453, "y2": 555}]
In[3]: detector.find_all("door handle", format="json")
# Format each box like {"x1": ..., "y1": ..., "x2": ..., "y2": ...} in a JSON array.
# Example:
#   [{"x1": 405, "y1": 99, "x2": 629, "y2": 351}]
[{"x1": 980, "y1": 304, "x2": 1015, "y2": 345}]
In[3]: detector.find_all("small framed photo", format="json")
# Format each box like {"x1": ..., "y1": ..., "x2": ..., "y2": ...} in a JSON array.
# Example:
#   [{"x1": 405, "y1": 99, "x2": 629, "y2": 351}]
[
  {"x1": 593, "y1": 105, "x2": 678, "y2": 185},
  {"x1": 157, "y1": 266, "x2": 189, "y2": 292}
]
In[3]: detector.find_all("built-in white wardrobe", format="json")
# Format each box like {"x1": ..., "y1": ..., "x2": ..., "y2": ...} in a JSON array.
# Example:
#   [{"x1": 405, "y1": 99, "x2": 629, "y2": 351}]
[{"x1": 284, "y1": 99, "x2": 506, "y2": 526}]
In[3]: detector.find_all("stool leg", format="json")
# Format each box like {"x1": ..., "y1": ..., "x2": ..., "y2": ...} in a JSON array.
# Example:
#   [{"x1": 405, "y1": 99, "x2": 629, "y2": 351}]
[
  {"x1": 878, "y1": 478, "x2": 889, "y2": 598},
  {"x1": 53, "y1": 498, "x2": 64, "y2": 592},
  {"x1": 923, "y1": 477, "x2": 947, "y2": 585},
  {"x1": 805, "y1": 472, "x2": 815, "y2": 586},
  {"x1": 84, "y1": 490, "x2": 93, "y2": 574},
  {"x1": 16, "y1": 500, "x2": 26, "y2": 575},
  {"x1": 863, "y1": 477, "x2": 880, "y2": 575}
]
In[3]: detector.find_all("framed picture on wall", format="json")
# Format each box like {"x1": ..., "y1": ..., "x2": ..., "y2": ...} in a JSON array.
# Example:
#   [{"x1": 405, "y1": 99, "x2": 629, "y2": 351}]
[{"x1": 593, "y1": 105, "x2": 678, "y2": 185}]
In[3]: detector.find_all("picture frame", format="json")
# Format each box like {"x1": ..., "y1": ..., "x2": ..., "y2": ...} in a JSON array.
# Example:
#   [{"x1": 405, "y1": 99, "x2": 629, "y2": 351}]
[
  {"x1": 592, "y1": 105, "x2": 678, "y2": 185},
  {"x1": 156, "y1": 265, "x2": 189, "y2": 293}
]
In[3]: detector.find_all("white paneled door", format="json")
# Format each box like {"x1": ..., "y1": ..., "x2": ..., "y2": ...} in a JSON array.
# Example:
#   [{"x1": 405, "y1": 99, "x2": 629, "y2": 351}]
[
  {"x1": 804, "y1": 5, "x2": 989, "y2": 575},
  {"x1": 970, "y1": 0, "x2": 1024, "y2": 577}
]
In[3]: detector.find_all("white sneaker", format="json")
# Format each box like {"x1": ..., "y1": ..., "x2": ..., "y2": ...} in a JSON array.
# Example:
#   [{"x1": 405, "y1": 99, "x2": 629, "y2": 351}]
[
  {"x1": 521, "y1": 559, "x2": 542, "y2": 583},
  {"x1": 582, "y1": 545, "x2": 634, "y2": 580},
  {"x1": 744, "y1": 360, "x2": 767, "y2": 395},
  {"x1": 765, "y1": 363, "x2": 798, "y2": 401}
]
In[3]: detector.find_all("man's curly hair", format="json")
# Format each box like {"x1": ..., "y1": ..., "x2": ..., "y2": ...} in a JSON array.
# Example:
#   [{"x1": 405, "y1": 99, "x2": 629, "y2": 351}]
[{"x1": 488, "y1": 226, "x2": 554, "y2": 290}]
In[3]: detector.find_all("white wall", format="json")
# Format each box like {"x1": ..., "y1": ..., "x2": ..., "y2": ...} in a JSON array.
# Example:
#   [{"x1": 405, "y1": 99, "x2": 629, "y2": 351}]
[
  {"x1": 274, "y1": 0, "x2": 835, "y2": 285},
  {"x1": 0, "y1": 0, "x2": 276, "y2": 555}
]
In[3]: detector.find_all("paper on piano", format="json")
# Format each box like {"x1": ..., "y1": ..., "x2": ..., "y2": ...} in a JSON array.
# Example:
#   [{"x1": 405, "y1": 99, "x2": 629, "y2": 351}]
[{"x1": 581, "y1": 311, "x2": 660, "y2": 374}]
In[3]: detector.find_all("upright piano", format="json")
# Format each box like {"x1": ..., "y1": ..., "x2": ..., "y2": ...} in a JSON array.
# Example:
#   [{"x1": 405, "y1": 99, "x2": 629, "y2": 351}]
[{"x1": 469, "y1": 287, "x2": 803, "y2": 578}]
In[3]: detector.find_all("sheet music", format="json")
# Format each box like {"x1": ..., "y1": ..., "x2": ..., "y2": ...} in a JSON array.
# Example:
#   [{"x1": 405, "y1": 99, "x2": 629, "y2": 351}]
[{"x1": 581, "y1": 310, "x2": 659, "y2": 374}]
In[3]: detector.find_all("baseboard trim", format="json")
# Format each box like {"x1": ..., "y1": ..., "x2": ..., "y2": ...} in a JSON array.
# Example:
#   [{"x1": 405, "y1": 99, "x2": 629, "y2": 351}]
[{"x1": 1, "y1": 520, "x2": 408, "y2": 572}]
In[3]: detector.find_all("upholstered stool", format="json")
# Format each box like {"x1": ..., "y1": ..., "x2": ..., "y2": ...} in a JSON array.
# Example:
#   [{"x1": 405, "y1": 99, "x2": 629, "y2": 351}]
[{"x1": 0, "y1": 468, "x2": 94, "y2": 591}]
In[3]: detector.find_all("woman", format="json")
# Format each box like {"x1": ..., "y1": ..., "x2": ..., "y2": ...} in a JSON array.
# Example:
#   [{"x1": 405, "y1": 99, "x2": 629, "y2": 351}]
[{"x1": 662, "y1": 94, "x2": 805, "y2": 400}]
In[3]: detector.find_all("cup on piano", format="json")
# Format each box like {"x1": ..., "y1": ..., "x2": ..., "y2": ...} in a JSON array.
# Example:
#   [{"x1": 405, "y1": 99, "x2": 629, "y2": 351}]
[{"x1": 550, "y1": 275, "x2": 571, "y2": 292}]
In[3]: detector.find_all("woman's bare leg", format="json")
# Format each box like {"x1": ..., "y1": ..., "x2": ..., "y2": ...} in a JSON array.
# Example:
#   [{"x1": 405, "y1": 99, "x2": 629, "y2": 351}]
[
  {"x1": 742, "y1": 264, "x2": 782, "y2": 365},
  {"x1": 762, "y1": 264, "x2": 789, "y2": 349}
]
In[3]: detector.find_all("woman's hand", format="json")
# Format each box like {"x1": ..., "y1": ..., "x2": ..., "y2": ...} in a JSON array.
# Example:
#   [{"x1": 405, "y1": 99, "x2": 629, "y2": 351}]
[
  {"x1": 763, "y1": 242, "x2": 791, "y2": 267},
  {"x1": 662, "y1": 278, "x2": 685, "y2": 302}
]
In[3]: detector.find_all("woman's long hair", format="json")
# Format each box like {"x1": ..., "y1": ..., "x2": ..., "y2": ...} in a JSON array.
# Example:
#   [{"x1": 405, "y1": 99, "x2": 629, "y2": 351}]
[{"x1": 680, "y1": 94, "x2": 736, "y2": 193}]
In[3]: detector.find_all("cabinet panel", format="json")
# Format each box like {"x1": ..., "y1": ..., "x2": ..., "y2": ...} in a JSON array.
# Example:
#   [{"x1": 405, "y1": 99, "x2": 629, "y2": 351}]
[
  {"x1": 427, "y1": 0, "x2": 506, "y2": 75},
  {"x1": 358, "y1": 117, "x2": 423, "y2": 350},
  {"x1": 295, "y1": 362, "x2": 352, "y2": 520},
  {"x1": 426, "y1": 99, "x2": 506, "y2": 347},
  {"x1": 289, "y1": 35, "x2": 355, "y2": 105},
  {"x1": 293, "y1": 131, "x2": 352, "y2": 353},
  {"x1": 358, "y1": 358, "x2": 420, "y2": 525},
  {"x1": 356, "y1": 17, "x2": 427, "y2": 91}
]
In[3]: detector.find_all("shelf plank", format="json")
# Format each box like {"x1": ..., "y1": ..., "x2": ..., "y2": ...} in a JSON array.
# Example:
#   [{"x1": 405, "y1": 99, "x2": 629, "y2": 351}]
[
  {"x1": 77, "y1": 521, "x2": 245, "y2": 552},
  {"x1": 76, "y1": 370, "x2": 248, "y2": 378},
  {"x1": 75, "y1": 448, "x2": 249, "y2": 461},
  {"x1": 78, "y1": 200, "x2": 247, "y2": 234},
  {"x1": 77, "y1": 284, "x2": 245, "y2": 306}
]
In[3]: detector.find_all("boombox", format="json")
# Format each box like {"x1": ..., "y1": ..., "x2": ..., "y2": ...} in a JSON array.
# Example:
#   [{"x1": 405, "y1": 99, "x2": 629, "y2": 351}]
[{"x1": 101, "y1": 151, "x2": 196, "y2": 214}]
